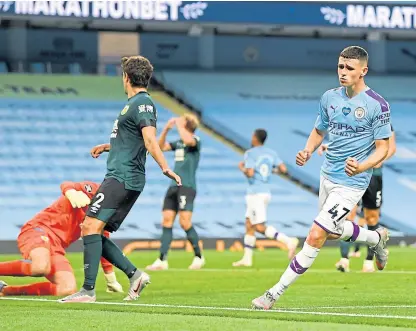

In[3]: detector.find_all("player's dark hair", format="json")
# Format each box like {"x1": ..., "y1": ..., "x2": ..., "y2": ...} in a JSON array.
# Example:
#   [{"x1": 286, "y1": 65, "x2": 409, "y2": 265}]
[
  {"x1": 340, "y1": 46, "x2": 368, "y2": 64},
  {"x1": 121, "y1": 56, "x2": 154, "y2": 88},
  {"x1": 254, "y1": 129, "x2": 267, "y2": 144}
]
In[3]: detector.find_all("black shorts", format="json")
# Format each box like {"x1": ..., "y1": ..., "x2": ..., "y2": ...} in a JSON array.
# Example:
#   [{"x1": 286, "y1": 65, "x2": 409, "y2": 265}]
[
  {"x1": 361, "y1": 175, "x2": 383, "y2": 210},
  {"x1": 162, "y1": 186, "x2": 196, "y2": 212},
  {"x1": 86, "y1": 177, "x2": 141, "y2": 232}
]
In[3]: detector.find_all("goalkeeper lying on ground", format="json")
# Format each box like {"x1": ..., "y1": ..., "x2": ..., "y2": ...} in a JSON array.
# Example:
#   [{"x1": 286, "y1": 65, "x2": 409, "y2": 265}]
[{"x1": 0, "y1": 181, "x2": 123, "y2": 296}]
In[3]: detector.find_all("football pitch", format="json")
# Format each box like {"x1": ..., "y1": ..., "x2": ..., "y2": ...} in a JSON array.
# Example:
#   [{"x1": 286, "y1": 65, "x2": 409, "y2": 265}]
[{"x1": 1, "y1": 247, "x2": 415, "y2": 330}]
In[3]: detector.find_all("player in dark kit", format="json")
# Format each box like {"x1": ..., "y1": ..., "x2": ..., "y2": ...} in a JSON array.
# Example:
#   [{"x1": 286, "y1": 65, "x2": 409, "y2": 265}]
[
  {"x1": 146, "y1": 113, "x2": 205, "y2": 270},
  {"x1": 60, "y1": 56, "x2": 181, "y2": 303}
]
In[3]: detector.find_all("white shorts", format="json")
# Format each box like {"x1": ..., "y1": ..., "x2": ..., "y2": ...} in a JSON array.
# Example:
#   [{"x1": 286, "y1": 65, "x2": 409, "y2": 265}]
[
  {"x1": 245, "y1": 193, "x2": 271, "y2": 225},
  {"x1": 315, "y1": 176, "x2": 366, "y2": 235}
]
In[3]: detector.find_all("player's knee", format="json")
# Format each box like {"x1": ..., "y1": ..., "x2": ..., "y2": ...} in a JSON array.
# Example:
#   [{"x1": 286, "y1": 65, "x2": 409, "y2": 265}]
[
  {"x1": 162, "y1": 217, "x2": 174, "y2": 228},
  {"x1": 179, "y1": 218, "x2": 192, "y2": 231},
  {"x1": 254, "y1": 224, "x2": 266, "y2": 234},
  {"x1": 306, "y1": 224, "x2": 328, "y2": 248},
  {"x1": 31, "y1": 260, "x2": 51, "y2": 276},
  {"x1": 82, "y1": 216, "x2": 104, "y2": 236}
]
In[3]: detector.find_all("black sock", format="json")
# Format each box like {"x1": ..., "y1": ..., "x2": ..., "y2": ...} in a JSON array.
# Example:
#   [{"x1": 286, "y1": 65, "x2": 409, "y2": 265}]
[
  {"x1": 159, "y1": 227, "x2": 173, "y2": 261},
  {"x1": 186, "y1": 226, "x2": 201, "y2": 258},
  {"x1": 82, "y1": 234, "x2": 102, "y2": 291},
  {"x1": 354, "y1": 243, "x2": 361, "y2": 253},
  {"x1": 366, "y1": 224, "x2": 380, "y2": 260},
  {"x1": 101, "y1": 235, "x2": 137, "y2": 278},
  {"x1": 340, "y1": 241, "x2": 351, "y2": 259}
]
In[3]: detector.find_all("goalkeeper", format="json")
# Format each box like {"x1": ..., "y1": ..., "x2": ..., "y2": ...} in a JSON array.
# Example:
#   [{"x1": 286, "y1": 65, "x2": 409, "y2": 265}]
[{"x1": 0, "y1": 181, "x2": 123, "y2": 297}]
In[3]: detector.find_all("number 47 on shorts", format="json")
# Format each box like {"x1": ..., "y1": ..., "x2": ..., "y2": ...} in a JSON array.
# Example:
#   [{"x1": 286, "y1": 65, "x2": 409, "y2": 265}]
[{"x1": 328, "y1": 204, "x2": 350, "y2": 225}]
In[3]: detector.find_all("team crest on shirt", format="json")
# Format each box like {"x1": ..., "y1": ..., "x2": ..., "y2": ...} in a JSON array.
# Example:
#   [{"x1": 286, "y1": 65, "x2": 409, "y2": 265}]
[
  {"x1": 84, "y1": 184, "x2": 92, "y2": 193},
  {"x1": 354, "y1": 107, "x2": 365, "y2": 119},
  {"x1": 342, "y1": 107, "x2": 351, "y2": 116},
  {"x1": 120, "y1": 105, "x2": 129, "y2": 115}
]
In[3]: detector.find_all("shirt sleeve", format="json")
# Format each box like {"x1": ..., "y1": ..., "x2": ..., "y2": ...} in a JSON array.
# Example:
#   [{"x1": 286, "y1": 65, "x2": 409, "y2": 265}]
[
  {"x1": 372, "y1": 103, "x2": 392, "y2": 140},
  {"x1": 169, "y1": 140, "x2": 179, "y2": 151},
  {"x1": 193, "y1": 135, "x2": 201, "y2": 151},
  {"x1": 244, "y1": 150, "x2": 256, "y2": 169},
  {"x1": 132, "y1": 102, "x2": 157, "y2": 130},
  {"x1": 314, "y1": 92, "x2": 329, "y2": 131}
]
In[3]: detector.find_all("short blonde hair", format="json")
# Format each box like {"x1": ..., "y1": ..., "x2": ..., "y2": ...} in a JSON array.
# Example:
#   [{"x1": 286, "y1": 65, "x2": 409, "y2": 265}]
[{"x1": 183, "y1": 113, "x2": 200, "y2": 132}]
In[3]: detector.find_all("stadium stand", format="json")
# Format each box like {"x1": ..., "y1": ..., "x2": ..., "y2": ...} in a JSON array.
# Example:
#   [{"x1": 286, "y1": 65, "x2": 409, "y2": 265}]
[
  {"x1": 0, "y1": 99, "x2": 318, "y2": 240},
  {"x1": 154, "y1": 70, "x2": 416, "y2": 234}
]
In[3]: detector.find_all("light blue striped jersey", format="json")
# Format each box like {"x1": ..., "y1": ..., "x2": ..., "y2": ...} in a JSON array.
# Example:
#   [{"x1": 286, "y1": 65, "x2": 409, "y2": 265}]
[
  {"x1": 244, "y1": 145, "x2": 283, "y2": 194},
  {"x1": 315, "y1": 86, "x2": 392, "y2": 189}
]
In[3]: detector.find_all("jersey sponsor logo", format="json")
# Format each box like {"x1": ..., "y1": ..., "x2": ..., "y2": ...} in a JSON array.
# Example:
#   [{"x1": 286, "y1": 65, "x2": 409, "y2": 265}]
[
  {"x1": 375, "y1": 112, "x2": 390, "y2": 125},
  {"x1": 330, "y1": 105, "x2": 338, "y2": 112},
  {"x1": 329, "y1": 122, "x2": 365, "y2": 133},
  {"x1": 120, "y1": 105, "x2": 129, "y2": 115},
  {"x1": 138, "y1": 104, "x2": 154, "y2": 113},
  {"x1": 110, "y1": 120, "x2": 119, "y2": 138},
  {"x1": 354, "y1": 107, "x2": 365, "y2": 119},
  {"x1": 342, "y1": 107, "x2": 351, "y2": 116}
]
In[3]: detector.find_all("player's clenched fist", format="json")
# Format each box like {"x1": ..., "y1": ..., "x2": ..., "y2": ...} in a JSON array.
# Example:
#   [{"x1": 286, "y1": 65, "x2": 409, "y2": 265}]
[
  {"x1": 345, "y1": 157, "x2": 361, "y2": 177},
  {"x1": 296, "y1": 150, "x2": 311, "y2": 166}
]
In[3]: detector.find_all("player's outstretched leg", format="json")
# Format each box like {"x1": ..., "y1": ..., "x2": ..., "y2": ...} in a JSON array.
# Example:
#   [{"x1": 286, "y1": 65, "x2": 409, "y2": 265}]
[
  {"x1": 338, "y1": 221, "x2": 389, "y2": 270},
  {"x1": 252, "y1": 222, "x2": 323, "y2": 310},
  {"x1": 146, "y1": 210, "x2": 176, "y2": 271},
  {"x1": 0, "y1": 281, "x2": 57, "y2": 296}
]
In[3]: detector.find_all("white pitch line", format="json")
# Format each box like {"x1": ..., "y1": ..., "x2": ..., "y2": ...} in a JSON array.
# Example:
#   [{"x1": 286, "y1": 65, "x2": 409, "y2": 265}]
[
  {"x1": 164, "y1": 268, "x2": 416, "y2": 275},
  {"x1": 1, "y1": 297, "x2": 415, "y2": 321}
]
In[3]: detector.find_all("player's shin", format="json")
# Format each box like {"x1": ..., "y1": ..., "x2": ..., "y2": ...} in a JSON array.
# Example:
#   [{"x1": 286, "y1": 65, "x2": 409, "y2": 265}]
[
  {"x1": 340, "y1": 241, "x2": 351, "y2": 259},
  {"x1": 0, "y1": 260, "x2": 32, "y2": 276},
  {"x1": 243, "y1": 234, "x2": 256, "y2": 262},
  {"x1": 101, "y1": 235, "x2": 139, "y2": 278},
  {"x1": 159, "y1": 227, "x2": 173, "y2": 261},
  {"x1": 1, "y1": 282, "x2": 57, "y2": 296},
  {"x1": 339, "y1": 222, "x2": 380, "y2": 246},
  {"x1": 269, "y1": 242, "x2": 320, "y2": 298},
  {"x1": 185, "y1": 226, "x2": 202, "y2": 258},
  {"x1": 365, "y1": 224, "x2": 379, "y2": 260},
  {"x1": 265, "y1": 226, "x2": 288, "y2": 245},
  {"x1": 82, "y1": 234, "x2": 102, "y2": 291}
]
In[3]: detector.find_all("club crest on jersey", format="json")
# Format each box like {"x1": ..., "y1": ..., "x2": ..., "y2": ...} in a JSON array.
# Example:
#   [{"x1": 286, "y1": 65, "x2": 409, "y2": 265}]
[
  {"x1": 342, "y1": 107, "x2": 351, "y2": 116},
  {"x1": 354, "y1": 107, "x2": 365, "y2": 119},
  {"x1": 120, "y1": 105, "x2": 129, "y2": 115},
  {"x1": 84, "y1": 184, "x2": 92, "y2": 193}
]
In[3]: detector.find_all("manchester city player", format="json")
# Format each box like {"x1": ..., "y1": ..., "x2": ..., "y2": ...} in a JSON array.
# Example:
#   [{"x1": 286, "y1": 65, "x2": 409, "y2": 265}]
[{"x1": 252, "y1": 46, "x2": 392, "y2": 310}]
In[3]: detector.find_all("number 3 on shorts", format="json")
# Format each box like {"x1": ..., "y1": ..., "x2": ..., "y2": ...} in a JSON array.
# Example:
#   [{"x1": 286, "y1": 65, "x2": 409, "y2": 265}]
[{"x1": 328, "y1": 204, "x2": 350, "y2": 222}]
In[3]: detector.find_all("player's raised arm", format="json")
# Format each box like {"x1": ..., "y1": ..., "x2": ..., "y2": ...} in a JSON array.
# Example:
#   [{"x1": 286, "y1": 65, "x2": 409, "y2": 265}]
[
  {"x1": 158, "y1": 118, "x2": 176, "y2": 151},
  {"x1": 142, "y1": 126, "x2": 182, "y2": 186}
]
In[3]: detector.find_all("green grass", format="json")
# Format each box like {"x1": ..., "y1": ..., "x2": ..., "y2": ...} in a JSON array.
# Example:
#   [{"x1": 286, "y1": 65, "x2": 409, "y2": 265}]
[{"x1": 1, "y1": 247, "x2": 415, "y2": 330}]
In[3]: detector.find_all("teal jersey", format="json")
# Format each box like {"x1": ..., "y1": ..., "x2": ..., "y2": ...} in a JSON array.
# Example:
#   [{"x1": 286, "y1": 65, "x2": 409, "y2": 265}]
[{"x1": 106, "y1": 91, "x2": 157, "y2": 191}]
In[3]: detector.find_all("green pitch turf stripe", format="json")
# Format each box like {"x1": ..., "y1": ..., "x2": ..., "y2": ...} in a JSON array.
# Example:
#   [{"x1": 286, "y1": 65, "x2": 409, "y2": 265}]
[{"x1": 1, "y1": 297, "x2": 415, "y2": 320}]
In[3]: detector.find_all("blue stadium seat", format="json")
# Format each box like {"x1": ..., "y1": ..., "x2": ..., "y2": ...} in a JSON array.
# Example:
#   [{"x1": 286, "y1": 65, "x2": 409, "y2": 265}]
[
  {"x1": 0, "y1": 99, "x2": 317, "y2": 240},
  {"x1": 69, "y1": 63, "x2": 82, "y2": 75}
]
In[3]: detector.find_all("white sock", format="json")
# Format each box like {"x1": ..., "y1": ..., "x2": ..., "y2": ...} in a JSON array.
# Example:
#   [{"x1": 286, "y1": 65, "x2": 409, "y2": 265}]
[
  {"x1": 265, "y1": 226, "x2": 291, "y2": 245},
  {"x1": 243, "y1": 235, "x2": 256, "y2": 261},
  {"x1": 339, "y1": 222, "x2": 380, "y2": 247},
  {"x1": 269, "y1": 242, "x2": 320, "y2": 298}
]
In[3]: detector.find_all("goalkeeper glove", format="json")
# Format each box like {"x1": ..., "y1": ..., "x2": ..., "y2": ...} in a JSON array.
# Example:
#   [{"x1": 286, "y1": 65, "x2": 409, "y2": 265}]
[
  {"x1": 65, "y1": 189, "x2": 91, "y2": 208},
  {"x1": 104, "y1": 272, "x2": 124, "y2": 293}
]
